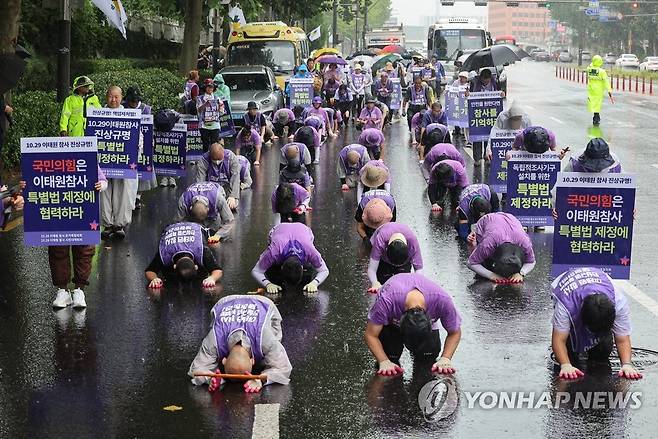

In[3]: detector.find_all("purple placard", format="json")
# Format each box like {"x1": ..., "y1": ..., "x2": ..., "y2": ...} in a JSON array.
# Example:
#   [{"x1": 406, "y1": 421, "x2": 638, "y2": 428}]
[
  {"x1": 20, "y1": 136, "x2": 100, "y2": 246},
  {"x1": 137, "y1": 114, "x2": 154, "y2": 180},
  {"x1": 445, "y1": 85, "x2": 468, "y2": 128},
  {"x1": 153, "y1": 123, "x2": 187, "y2": 177},
  {"x1": 218, "y1": 100, "x2": 236, "y2": 138},
  {"x1": 288, "y1": 78, "x2": 314, "y2": 108},
  {"x1": 488, "y1": 129, "x2": 518, "y2": 193},
  {"x1": 85, "y1": 107, "x2": 141, "y2": 179},
  {"x1": 552, "y1": 172, "x2": 636, "y2": 279},
  {"x1": 506, "y1": 150, "x2": 561, "y2": 226},
  {"x1": 389, "y1": 78, "x2": 402, "y2": 111},
  {"x1": 467, "y1": 91, "x2": 503, "y2": 142}
]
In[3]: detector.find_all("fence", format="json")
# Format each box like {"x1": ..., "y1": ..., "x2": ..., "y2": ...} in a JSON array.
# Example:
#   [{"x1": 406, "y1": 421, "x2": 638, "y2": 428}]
[{"x1": 555, "y1": 65, "x2": 653, "y2": 95}]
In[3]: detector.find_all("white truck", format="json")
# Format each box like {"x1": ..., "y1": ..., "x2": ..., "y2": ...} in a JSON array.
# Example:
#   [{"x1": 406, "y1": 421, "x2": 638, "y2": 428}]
[{"x1": 365, "y1": 24, "x2": 405, "y2": 49}]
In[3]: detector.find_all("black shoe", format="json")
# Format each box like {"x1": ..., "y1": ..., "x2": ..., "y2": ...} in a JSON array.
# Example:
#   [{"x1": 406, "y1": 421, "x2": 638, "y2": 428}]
[
  {"x1": 101, "y1": 228, "x2": 114, "y2": 240},
  {"x1": 134, "y1": 198, "x2": 143, "y2": 210},
  {"x1": 113, "y1": 227, "x2": 126, "y2": 239}
]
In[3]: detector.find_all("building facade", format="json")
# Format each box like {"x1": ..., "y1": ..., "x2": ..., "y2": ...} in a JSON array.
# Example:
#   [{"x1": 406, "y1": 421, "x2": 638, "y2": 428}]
[{"x1": 488, "y1": 2, "x2": 551, "y2": 44}]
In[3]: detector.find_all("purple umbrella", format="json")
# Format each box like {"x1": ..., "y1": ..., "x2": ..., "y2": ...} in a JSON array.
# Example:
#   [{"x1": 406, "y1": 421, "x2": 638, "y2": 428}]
[{"x1": 315, "y1": 54, "x2": 347, "y2": 65}]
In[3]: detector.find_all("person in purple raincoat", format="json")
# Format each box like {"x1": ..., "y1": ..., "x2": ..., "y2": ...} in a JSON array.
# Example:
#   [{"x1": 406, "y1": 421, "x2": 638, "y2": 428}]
[
  {"x1": 337, "y1": 144, "x2": 371, "y2": 190},
  {"x1": 195, "y1": 142, "x2": 241, "y2": 210},
  {"x1": 455, "y1": 184, "x2": 499, "y2": 241},
  {"x1": 251, "y1": 223, "x2": 329, "y2": 293},
  {"x1": 420, "y1": 102, "x2": 447, "y2": 139},
  {"x1": 374, "y1": 72, "x2": 394, "y2": 113},
  {"x1": 368, "y1": 223, "x2": 423, "y2": 292},
  {"x1": 365, "y1": 273, "x2": 462, "y2": 376},
  {"x1": 305, "y1": 97, "x2": 333, "y2": 137},
  {"x1": 358, "y1": 97, "x2": 383, "y2": 131},
  {"x1": 189, "y1": 294, "x2": 292, "y2": 393},
  {"x1": 466, "y1": 212, "x2": 535, "y2": 283},
  {"x1": 272, "y1": 108, "x2": 296, "y2": 140},
  {"x1": 551, "y1": 267, "x2": 642, "y2": 381},
  {"x1": 358, "y1": 128, "x2": 385, "y2": 160},
  {"x1": 271, "y1": 182, "x2": 311, "y2": 224},
  {"x1": 235, "y1": 126, "x2": 263, "y2": 165},
  {"x1": 563, "y1": 138, "x2": 621, "y2": 173},
  {"x1": 427, "y1": 159, "x2": 469, "y2": 212},
  {"x1": 175, "y1": 182, "x2": 235, "y2": 241},
  {"x1": 145, "y1": 222, "x2": 223, "y2": 289},
  {"x1": 410, "y1": 109, "x2": 426, "y2": 145}
]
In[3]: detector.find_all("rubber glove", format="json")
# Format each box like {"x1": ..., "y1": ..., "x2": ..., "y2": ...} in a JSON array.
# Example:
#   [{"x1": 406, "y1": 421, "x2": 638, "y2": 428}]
[
  {"x1": 292, "y1": 204, "x2": 306, "y2": 214},
  {"x1": 207, "y1": 235, "x2": 220, "y2": 245},
  {"x1": 341, "y1": 184, "x2": 350, "y2": 191},
  {"x1": 432, "y1": 356, "x2": 456, "y2": 374},
  {"x1": 227, "y1": 197, "x2": 238, "y2": 210},
  {"x1": 431, "y1": 203, "x2": 442, "y2": 213},
  {"x1": 507, "y1": 273, "x2": 524, "y2": 283},
  {"x1": 240, "y1": 182, "x2": 250, "y2": 190},
  {"x1": 266, "y1": 283, "x2": 282, "y2": 294},
  {"x1": 208, "y1": 368, "x2": 224, "y2": 393},
  {"x1": 149, "y1": 278, "x2": 163, "y2": 289},
  {"x1": 559, "y1": 363, "x2": 584, "y2": 380},
  {"x1": 377, "y1": 359, "x2": 403, "y2": 376},
  {"x1": 619, "y1": 363, "x2": 643, "y2": 380},
  {"x1": 202, "y1": 277, "x2": 216, "y2": 288},
  {"x1": 303, "y1": 280, "x2": 318, "y2": 293},
  {"x1": 367, "y1": 282, "x2": 382, "y2": 295},
  {"x1": 244, "y1": 379, "x2": 263, "y2": 393}
]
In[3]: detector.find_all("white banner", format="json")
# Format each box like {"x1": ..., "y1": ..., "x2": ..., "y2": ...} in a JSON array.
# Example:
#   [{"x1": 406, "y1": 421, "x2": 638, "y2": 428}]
[
  {"x1": 91, "y1": 0, "x2": 128, "y2": 39},
  {"x1": 309, "y1": 26, "x2": 322, "y2": 42}
]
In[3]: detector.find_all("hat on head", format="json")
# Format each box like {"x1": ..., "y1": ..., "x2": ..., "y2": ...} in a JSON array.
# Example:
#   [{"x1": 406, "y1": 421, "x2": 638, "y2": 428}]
[
  {"x1": 360, "y1": 164, "x2": 388, "y2": 188},
  {"x1": 400, "y1": 307, "x2": 432, "y2": 351},
  {"x1": 507, "y1": 100, "x2": 525, "y2": 118},
  {"x1": 365, "y1": 95, "x2": 376, "y2": 104},
  {"x1": 364, "y1": 130, "x2": 382, "y2": 147},
  {"x1": 247, "y1": 101, "x2": 258, "y2": 110},
  {"x1": 354, "y1": 63, "x2": 362, "y2": 70},
  {"x1": 276, "y1": 109, "x2": 291, "y2": 123},
  {"x1": 298, "y1": 64, "x2": 309, "y2": 72},
  {"x1": 523, "y1": 126, "x2": 551, "y2": 154},
  {"x1": 363, "y1": 198, "x2": 393, "y2": 229},
  {"x1": 491, "y1": 243, "x2": 524, "y2": 278},
  {"x1": 312, "y1": 96, "x2": 323, "y2": 104},
  {"x1": 385, "y1": 62, "x2": 394, "y2": 71},
  {"x1": 458, "y1": 71, "x2": 469, "y2": 78},
  {"x1": 203, "y1": 78, "x2": 215, "y2": 88},
  {"x1": 72, "y1": 76, "x2": 94, "y2": 91},
  {"x1": 578, "y1": 138, "x2": 615, "y2": 172}
]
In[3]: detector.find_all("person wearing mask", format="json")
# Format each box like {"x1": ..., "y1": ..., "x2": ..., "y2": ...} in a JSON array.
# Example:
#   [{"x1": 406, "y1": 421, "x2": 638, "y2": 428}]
[
  {"x1": 59, "y1": 76, "x2": 101, "y2": 137},
  {"x1": 188, "y1": 294, "x2": 293, "y2": 394},
  {"x1": 243, "y1": 101, "x2": 273, "y2": 146},
  {"x1": 280, "y1": 147, "x2": 312, "y2": 192},
  {"x1": 367, "y1": 223, "x2": 423, "y2": 292},
  {"x1": 100, "y1": 86, "x2": 140, "y2": 240},
  {"x1": 358, "y1": 97, "x2": 383, "y2": 131},
  {"x1": 406, "y1": 76, "x2": 431, "y2": 131},
  {"x1": 349, "y1": 64, "x2": 367, "y2": 122},
  {"x1": 272, "y1": 108, "x2": 297, "y2": 141},
  {"x1": 356, "y1": 194, "x2": 396, "y2": 240},
  {"x1": 271, "y1": 182, "x2": 311, "y2": 224},
  {"x1": 419, "y1": 102, "x2": 448, "y2": 161},
  {"x1": 337, "y1": 83, "x2": 352, "y2": 122},
  {"x1": 235, "y1": 126, "x2": 263, "y2": 165},
  {"x1": 196, "y1": 79, "x2": 224, "y2": 153},
  {"x1": 551, "y1": 267, "x2": 642, "y2": 381},
  {"x1": 358, "y1": 160, "x2": 391, "y2": 200},
  {"x1": 175, "y1": 182, "x2": 235, "y2": 241},
  {"x1": 586, "y1": 55, "x2": 614, "y2": 126},
  {"x1": 251, "y1": 222, "x2": 329, "y2": 293},
  {"x1": 365, "y1": 273, "x2": 462, "y2": 376},
  {"x1": 427, "y1": 160, "x2": 469, "y2": 213},
  {"x1": 145, "y1": 222, "x2": 223, "y2": 289},
  {"x1": 358, "y1": 128, "x2": 385, "y2": 161},
  {"x1": 337, "y1": 144, "x2": 371, "y2": 191},
  {"x1": 183, "y1": 70, "x2": 200, "y2": 113},
  {"x1": 485, "y1": 101, "x2": 533, "y2": 161},
  {"x1": 466, "y1": 212, "x2": 536, "y2": 283},
  {"x1": 422, "y1": 143, "x2": 465, "y2": 178},
  {"x1": 455, "y1": 184, "x2": 499, "y2": 241},
  {"x1": 195, "y1": 142, "x2": 241, "y2": 210},
  {"x1": 468, "y1": 68, "x2": 505, "y2": 163},
  {"x1": 213, "y1": 73, "x2": 231, "y2": 104}
]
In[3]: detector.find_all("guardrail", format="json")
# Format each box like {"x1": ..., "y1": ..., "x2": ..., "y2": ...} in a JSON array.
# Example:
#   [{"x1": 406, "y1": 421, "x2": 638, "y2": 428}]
[{"x1": 555, "y1": 65, "x2": 653, "y2": 95}]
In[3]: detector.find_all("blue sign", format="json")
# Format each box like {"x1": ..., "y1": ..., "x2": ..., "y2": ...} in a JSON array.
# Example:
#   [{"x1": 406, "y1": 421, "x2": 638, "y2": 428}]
[
  {"x1": 467, "y1": 91, "x2": 504, "y2": 142},
  {"x1": 488, "y1": 129, "x2": 518, "y2": 193},
  {"x1": 389, "y1": 78, "x2": 402, "y2": 111},
  {"x1": 445, "y1": 85, "x2": 469, "y2": 128},
  {"x1": 288, "y1": 78, "x2": 314, "y2": 108},
  {"x1": 552, "y1": 172, "x2": 636, "y2": 279},
  {"x1": 85, "y1": 107, "x2": 141, "y2": 179},
  {"x1": 180, "y1": 115, "x2": 203, "y2": 162},
  {"x1": 506, "y1": 150, "x2": 561, "y2": 226},
  {"x1": 21, "y1": 136, "x2": 100, "y2": 246},
  {"x1": 153, "y1": 123, "x2": 187, "y2": 177},
  {"x1": 218, "y1": 100, "x2": 236, "y2": 138},
  {"x1": 137, "y1": 114, "x2": 154, "y2": 180},
  {"x1": 585, "y1": 8, "x2": 600, "y2": 16}
]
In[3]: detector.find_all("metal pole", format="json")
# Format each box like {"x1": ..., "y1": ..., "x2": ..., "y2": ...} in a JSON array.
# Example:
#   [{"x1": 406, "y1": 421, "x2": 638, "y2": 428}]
[
  {"x1": 355, "y1": 2, "x2": 359, "y2": 51},
  {"x1": 362, "y1": 0, "x2": 369, "y2": 50},
  {"x1": 212, "y1": 8, "x2": 223, "y2": 75},
  {"x1": 332, "y1": 0, "x2": 338, "y2": 48},
  {"x1": 57, "y1": 0, "x2": 71, "y2": 102}
]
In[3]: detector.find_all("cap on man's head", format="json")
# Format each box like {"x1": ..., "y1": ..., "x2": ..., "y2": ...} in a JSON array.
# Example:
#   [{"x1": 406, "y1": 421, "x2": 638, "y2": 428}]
[
  {"x1": 247, "y1": 101, "x2": 258, "y2": 110},
  {"x1": 491, "y1": 243, "x2": 524, "y2": 278},
  {"x1": 354, "y1": 63, "x2": 362, "y2": 70},
  {"x1": 458, "y1": 71, "x2": 469, "y2": 78},
  {"x1": 312, "y1": 96, "x2": 323, "y2": 104}
]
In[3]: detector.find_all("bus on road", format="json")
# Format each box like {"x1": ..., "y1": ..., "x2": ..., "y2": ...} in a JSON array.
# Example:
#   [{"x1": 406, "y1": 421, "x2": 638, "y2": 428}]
[
  {"x1": 226, "y1": 21, "x2": 309, "y2": 90},
  {"x1": 494, "y1": 35, "x2": 517, "y2": 45},
  {"x1": 427, "y1": 18, "x2": 490, "y2": 83}
]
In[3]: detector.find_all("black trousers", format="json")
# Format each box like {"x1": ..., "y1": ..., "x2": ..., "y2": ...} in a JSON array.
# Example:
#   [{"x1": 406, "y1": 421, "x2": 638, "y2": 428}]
[
  {"x1": 200, "y1": 128, "x2": 220, "y2": 153},
  {"x1": 279, "y1": 212, "x2": 307, "y2": 224},
  {"x1": 428, "y1": 183, "x2": 461, "y2": 208},
  {"x1": 376, "y1": 260, "x2": 412, "y2": 284},
  {"x1": 472, "y1": 141, "x2": 484, "y2": 161},
  {"x1": 379, "y1": 325, "x2": 442, "y2": 364},
  {"x1": 352, "y1": 95, "x2": 364, "y2": 120},
  {"x1": 265, "y1": 262, "x2": 316, "y2": 288},
  {"x1": 273, "y1": 121, "x2": 295, "y2": 137},
  {"x1": 407, "y1": 104, "x2": 425, "y2": 130}
]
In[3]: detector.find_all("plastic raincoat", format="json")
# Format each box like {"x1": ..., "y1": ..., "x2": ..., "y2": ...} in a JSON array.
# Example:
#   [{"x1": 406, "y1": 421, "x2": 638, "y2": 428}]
[{"x1": 587, "y1": 55, "x2": 612, "y2": 113}]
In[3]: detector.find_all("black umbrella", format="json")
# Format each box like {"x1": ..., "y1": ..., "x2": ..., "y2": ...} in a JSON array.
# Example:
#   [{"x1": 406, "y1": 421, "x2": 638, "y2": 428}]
[
  {"x1": 0, "y1": 45, "x2": 32, "y2": 94},
  {"x1": 351, "y1": 48, "x2": 378, "y2": 57},
  {"x1": 462, "y1": 44, "x2": 529, "y2": 72}
]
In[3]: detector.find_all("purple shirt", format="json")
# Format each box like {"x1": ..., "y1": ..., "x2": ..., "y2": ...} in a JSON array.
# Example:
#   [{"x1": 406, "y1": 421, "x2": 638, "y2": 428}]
[
  {"x1": 358, "y1": 189, "x2": 396, "y2": 211},
  {"x1": 256, "y1": 223, "x2": 325, "y2": 270},
  {"x1": 512, "y1": 127, "x2": 557, "y2": 151},
  {"x1": 294, "y1": 126, "x2": 321, "y2": 149},
  {"x1": 182, "y1": 182, "x2": 222, "y2": 220},
  {"x1": 424, "y1": 143, "x2": 465, "y2": 170},
  {"x1": 411, "y1": 112, "x2": 423, "y2": 131},
  {"x1": 339, "y1": 144, "x2": 369, "y2": 176},
  {"x1": 158, "y1": 222, "x2": 204, "y2": 266},
  {"x1": 306, "y1": 107, "x2": 330, "y2": 130},
  {"x1": 213, "y1": 296, "x2": 269, "y2": 363},
  {"x1": 468, "y1": 213, "x2": 535, "y2": 266},
  {"x1": 368, "y1": 273, "x2": 461, "y2": 332},
  {"x1": 304, "y1": 116, "x2": 324, "y2": 131},
  {"x1": 370, "y1": 223, "x2": 423, "y2": 269},
  {"x1": 428, "y1": 159, "x2": 469, "y2": 187},
  {"x1": 360, "y1": 160, "x2": 392, "y2": 184},
  {"x1": 280, "y1": 143, "x2": 308, "y2": 165},
  {"x1": 457, "y1": 184, "x2": 492, "y2": 222},
  {"x1": 271, "y1": 183, "x2": 310, "y2": 213},
  {"x1": 359, "y1": 107, "x2": 383, "y2": 130},
  {"x1": 358, "y1": 128, "x2": 385, "y2": 148},
  {"x1": 235, "y1": 129, "x2": 262, "y2": 150}
]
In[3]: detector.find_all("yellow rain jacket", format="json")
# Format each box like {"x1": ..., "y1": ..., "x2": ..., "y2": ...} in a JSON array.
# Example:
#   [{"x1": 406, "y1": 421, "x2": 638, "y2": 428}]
[
  {"x1": 587, "y1": 55, "x2": 612, "y2": 113},
  {"x1": 59, "y1": 93, "x2": 101, "y2": 136}
]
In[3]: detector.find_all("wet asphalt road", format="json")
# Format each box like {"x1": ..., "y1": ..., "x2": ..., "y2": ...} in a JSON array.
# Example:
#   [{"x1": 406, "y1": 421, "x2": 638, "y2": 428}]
[{"x1": 1, "y1": 61, "x2": 658, "y2": 438}]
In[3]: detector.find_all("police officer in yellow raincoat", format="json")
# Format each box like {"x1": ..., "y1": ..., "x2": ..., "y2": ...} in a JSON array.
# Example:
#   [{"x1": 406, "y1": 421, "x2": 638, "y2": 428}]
[
  {"x1": 587, "y1": 55, "x2": 613, "y2": 126},
  {"x1": 59, "y1": 76, "x2": 101, "y2": 136}
]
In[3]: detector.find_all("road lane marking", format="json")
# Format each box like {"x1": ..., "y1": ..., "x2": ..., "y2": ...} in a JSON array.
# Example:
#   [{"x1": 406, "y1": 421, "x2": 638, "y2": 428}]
[
  {"x1": 651, "y1": 164, "x2": 658, "y2": 170},
  {"x1": 549, "y1": 116, "x2": 565, "y2": 125},
  {"x1": 525, "y1": 105, "x2": 536, "y2": 110},
  {"x1": 252, "y1": 403, "x2": 279, "y2": 439},
  {"x1": 614, "y1": 280, "x2": 658, "y2": 318},
  {"x1": 628, "y1": 108, "x2": 658, "y2": 120}
]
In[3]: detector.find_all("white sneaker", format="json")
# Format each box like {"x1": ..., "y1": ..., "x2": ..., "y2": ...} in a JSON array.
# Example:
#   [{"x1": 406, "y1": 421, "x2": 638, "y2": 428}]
[
  {"x1": 313, "y1": 159, "x2": 320, "y2": 164},
  {"x1": 72, "y1": 288, "x2": 87, "y2": 309},
  {"x1": 52, "y1": 289, "x2": 72, "y2": 308}
]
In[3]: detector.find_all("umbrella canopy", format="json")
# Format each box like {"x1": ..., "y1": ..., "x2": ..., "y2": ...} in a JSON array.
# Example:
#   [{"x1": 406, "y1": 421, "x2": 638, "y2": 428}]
[
  {"x1": 351, "y1": 55, "x2": 374, "y2": 69},
  {"x1": 315, "y1": 54, "x2": 347, "y2": 65},
  {"x1": 351, "y1": 48, "x2": 378, "y2": 57},
  {"x1": 462, "y1": 44, "x2": 529, "y2": 72},
  {"x1": 312, "y1": 48, "x2": 341, "y2": 59},
  {"x1": 381, "y1": 45, "x2": 405, "y2": 54},
  {"x1": 371, "y1": 53, "x2": 403, "y2": 74}
]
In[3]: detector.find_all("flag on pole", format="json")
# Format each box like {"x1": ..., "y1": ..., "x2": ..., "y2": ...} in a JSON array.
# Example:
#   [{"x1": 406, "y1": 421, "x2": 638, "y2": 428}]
[
  {"x1": 91, "y1": 0, "x2": 128, "y2": 39},
  {"x1": 308, "y1": 26, "x2": 322, "y2": 42},
  {"x1": 228, "y1": 5, "x2": 247, "y2": 25}
]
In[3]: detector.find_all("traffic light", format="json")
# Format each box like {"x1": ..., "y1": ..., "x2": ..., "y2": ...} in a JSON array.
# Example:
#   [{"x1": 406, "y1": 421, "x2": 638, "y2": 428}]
[{"x1": 632, "y1": 1, "x2": 639, "y2": 8}]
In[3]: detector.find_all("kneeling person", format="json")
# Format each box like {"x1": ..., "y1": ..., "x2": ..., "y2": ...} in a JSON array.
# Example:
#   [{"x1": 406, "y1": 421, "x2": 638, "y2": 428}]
[
  {"x1": 368, "y1": 223, "x2": 423, "y2": 292},
  {"x1": 271, "y1": 183, "x2": 310, "y2": 223},
  {"x1": 455, "y1": 184, "x2": 499, "y2": 240},
  {"x1": 189, "y1": 294, "x2": 292, "y2": 393},
  {"x1": 176, "y1": 182, "x2": 235, "y2": 241}
]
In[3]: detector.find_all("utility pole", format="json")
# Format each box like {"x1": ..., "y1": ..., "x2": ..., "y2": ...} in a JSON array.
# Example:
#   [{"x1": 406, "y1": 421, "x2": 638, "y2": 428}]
[
  {"x1": 212, "y1": 8, "x2": 223, "y2": 75},
  {"x1": 57, "y1": 0, "x2": 71, "y2": 102},
  {"x1": 332, "y1": 0, "x2": 338, "y2": 48},
  {"x1": 362, "y1": 0, "x2": 369, "y2": 49},
  {"x1": 354, "y1": 1, "x2": 360, "y2": 50}
]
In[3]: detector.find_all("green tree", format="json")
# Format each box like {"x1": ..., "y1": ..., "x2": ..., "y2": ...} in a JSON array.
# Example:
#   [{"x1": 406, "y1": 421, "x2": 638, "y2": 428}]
[{"x1": 0, "y1": 0, "x2": 21, "y2": 55}]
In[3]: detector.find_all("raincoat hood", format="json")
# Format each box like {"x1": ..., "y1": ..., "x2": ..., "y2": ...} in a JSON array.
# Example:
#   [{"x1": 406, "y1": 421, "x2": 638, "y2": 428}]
[
  {"x1": 213, "y1": 73, "x2": 225, "y2": 85},
  {"x1": 591, "y1": 55, "x2": 603, "y2": 68}
]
